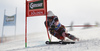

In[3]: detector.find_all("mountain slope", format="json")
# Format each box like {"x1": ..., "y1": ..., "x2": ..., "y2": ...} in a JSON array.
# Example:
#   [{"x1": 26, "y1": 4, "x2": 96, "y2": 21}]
[{"x1": 0, "y1": 27, "x2": 100, "y2": 51}]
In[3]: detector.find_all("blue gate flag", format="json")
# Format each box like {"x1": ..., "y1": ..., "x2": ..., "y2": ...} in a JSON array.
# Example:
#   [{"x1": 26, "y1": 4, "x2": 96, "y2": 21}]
[{"x1": 3, "y1": 14, "x2": 16, "y2": 26}]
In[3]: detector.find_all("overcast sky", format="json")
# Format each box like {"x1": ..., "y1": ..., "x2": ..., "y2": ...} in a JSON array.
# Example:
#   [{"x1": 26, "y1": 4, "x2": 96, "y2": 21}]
[{"x1": 0, "y1": 0, "x2": 100, "y2": 36}]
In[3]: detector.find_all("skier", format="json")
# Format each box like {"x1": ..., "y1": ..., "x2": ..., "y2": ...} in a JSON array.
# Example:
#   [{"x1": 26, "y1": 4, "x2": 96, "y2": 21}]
[{"x1": 44, "y1": 11, "x2": 79, "y2": 41}]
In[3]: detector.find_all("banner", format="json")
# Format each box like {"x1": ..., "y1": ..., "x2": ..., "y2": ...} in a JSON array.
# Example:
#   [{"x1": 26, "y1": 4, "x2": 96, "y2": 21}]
[
  {"x1": 26, "y1": 0, "x2": 46, "y2": 17},
  {"x1": 3, "y1": 14, "x2": 16, "y2": 26}
]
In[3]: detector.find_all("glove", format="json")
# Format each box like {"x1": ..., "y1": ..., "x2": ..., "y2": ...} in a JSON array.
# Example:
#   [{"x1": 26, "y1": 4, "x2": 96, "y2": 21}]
[
  {"x1": 49, "y1": 25, "x2": 55, "y2": 31},
  {"x1": 49, "y1": 25, "x2": 55, "y2": 34},
  {"x1": 51, "y1": 25, "x2": 55, "y2": 28},
  {"x1": 50, "y1": 30, "x2": 54, "y2": 34}
]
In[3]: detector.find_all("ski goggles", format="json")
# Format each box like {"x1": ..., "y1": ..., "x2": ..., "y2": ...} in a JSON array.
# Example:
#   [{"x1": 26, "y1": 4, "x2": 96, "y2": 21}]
[{"x1": 47, "y1": 16, "x2": 54, "y2": 19}]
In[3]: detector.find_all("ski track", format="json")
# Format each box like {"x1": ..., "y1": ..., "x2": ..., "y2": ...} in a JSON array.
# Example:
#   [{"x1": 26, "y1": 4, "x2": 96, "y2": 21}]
[{"x1": 7, "y1": 39, "x2": 100, "y2": 51}]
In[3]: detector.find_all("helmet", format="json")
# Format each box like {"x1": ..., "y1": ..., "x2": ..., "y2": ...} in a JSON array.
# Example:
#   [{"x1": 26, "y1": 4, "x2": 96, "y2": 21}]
[
  {"x1": 47, "y1": 11, "x2": 55, "y2": 19},
  {"x1": 47, "y1": 11, "x2": 55, "y2": 17}
]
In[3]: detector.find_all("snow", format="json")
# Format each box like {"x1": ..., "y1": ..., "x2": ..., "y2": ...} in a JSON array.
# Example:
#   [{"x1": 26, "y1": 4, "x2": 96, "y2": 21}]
[{"x1": 0, "y1": 27, "x2": 100, "y2": 51}]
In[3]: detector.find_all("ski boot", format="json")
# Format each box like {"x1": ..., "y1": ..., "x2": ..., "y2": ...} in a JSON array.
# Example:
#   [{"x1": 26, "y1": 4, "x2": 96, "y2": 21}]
[{"x1": 68, "y1": 34, "x2": 79, "y2": 41}]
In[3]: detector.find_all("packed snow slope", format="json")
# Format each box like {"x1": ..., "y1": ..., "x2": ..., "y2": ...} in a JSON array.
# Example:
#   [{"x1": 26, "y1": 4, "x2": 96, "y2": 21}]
[{"x1": 0, "y1": 27, "x2": 100, "y2": 51}]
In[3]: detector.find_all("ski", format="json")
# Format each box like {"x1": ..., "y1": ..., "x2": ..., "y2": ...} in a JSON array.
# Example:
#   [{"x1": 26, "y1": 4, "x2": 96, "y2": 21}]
[{"x1": 45, "y1": 41, "x2": 75, "y2": 44}]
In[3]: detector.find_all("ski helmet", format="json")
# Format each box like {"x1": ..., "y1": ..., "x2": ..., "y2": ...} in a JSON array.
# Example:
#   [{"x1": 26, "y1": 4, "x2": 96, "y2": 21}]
[
  {"x1": 47, "y1": 11, "x2": 55, "y2": 19},
  {"x1": 47, "y1": 11, "x2": 55, "y2": 17}
]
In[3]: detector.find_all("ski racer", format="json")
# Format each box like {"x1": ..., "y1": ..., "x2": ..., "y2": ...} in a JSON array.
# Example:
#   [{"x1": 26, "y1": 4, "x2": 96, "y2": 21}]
[{"x1": 44, "y1": 11, "x2": 79, "y2": 41}]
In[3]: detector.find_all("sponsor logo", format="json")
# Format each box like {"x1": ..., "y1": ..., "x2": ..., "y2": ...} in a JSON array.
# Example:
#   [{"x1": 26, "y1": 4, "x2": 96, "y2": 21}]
[
  {"x1": 29, "y1": 0, "x2": 43, "y2": 10},
  {"x1": 6, "y1": 16, "x2": 14, "y2": 22},
  {"x1": 30, "y1": 3, "x2": 43, "y2": 9},
  {"x1": 29, "y1": 10, "x2": 44, "y2": 16}
]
